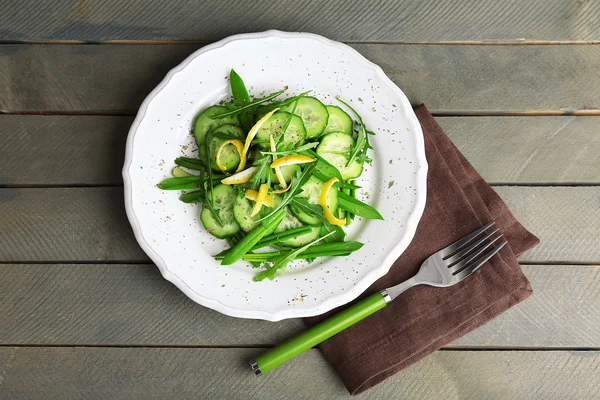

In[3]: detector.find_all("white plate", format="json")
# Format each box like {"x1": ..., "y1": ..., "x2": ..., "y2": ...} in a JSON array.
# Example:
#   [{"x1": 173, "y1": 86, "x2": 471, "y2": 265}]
[{"x1": 123, "y1": 30, "x2": 427, "y2": 321}]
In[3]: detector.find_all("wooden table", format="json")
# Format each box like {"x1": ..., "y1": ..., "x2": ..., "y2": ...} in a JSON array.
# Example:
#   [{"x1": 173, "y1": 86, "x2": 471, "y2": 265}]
[{"x1": 1, "y1": 2, "x2": 599, "y2": 398}]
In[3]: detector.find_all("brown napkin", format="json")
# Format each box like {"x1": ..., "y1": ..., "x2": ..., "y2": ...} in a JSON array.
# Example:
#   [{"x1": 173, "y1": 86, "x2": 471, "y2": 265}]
[{"x1": 306, "y1": 105, "x2": 539, "y2": 395}]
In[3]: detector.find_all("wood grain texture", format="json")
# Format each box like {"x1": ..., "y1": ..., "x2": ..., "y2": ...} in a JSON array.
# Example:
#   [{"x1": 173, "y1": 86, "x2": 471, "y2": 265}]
[
  {"x1": 1, "y1": 0, "x2": 600, "y2": 42},
  {"x1": 0, "y1": 264, "x2": 598, "y2": 347},
  {"x1": 1, "y1": 347, "x2": 599, "y2": 399},
  {"x1": 2, "y1": 44, "x2": 600, "y2": 113},
  {"x1": 0, "y1": 263, "x2": 304, "y2": 346},
  {"x1": 440, "y1": 116, "x2": 600, "y2": 184},
  {"x1": 0, "y1": 187, "x2": 597, "y2": 263},
  {"x1": 496, "y1": 187, "x2": 600, "y2": 263},
  {"x1": 0, "y1": 115, "x2": 131, "y2": 185},
  {"x1": 0, "y1": 187, "x2": 147, "y2": 262},
  {"x1": 3, "y1": 115, "x2": 600, "y2": 185}
]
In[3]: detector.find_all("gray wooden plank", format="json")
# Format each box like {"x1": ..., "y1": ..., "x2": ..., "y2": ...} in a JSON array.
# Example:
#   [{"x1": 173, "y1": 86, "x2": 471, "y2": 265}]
[
  {"x1": 0, "y1": 187, "x2": 597, "y2": 263},
  {"x1": 0, "y1": 115, "x2": 131, "y2": 185},
  {"x1": 0, "y1": 263, "x2": 303, "y2": 346},
  {"x1": 1, "y1": 44, "x2": 600, "y2": 113},
  {"x1": 1, "y1": 347, "x2": 599, "y2": 399},
  {"x1": 496, "y1": 187, "x2": 600, "y2": 263},
  {"x1": 0, "y1": 264, "x2": 597, "y2": 348},
  {"x1": 440, "y1": 116, "x2": 600, "y2": 184},
  {"x1": 1, "y1": 0, "x2": 600, "y2": 42},
  {"x1": 453, "y1": 265, "x2": 600, "y2": 348},
  {"x1": 3, "y1": 115, "x2": 600, "y2": 185},
  {"x1": 0, "y1": 187, "x2": 148, "y2": 262}
]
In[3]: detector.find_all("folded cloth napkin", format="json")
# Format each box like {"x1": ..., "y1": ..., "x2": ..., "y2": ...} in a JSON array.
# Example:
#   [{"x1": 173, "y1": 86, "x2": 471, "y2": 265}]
[{"x1": 305, "y1": 104, "x2": 539, "y2": 395}]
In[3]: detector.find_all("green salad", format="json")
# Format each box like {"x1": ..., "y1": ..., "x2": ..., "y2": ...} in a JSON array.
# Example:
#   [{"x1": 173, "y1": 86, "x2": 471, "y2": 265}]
[{"x1": 158, "y1": 69, "x2": 383, "y2": 281}]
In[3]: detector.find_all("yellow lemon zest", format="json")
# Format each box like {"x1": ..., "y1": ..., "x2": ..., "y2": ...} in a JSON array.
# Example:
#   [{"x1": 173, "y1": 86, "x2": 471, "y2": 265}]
[
  {"x1": 270, "y1": 155, "x2": 315, "y2": 169},
  {"x1": 250, "y1": 184, "x2": 270, "y2": 216},
  {"x1": 215, "y1": 139, "x2": 244, "y2": 172},
  {"x1": 237, "y1": 108, "x2": 279, "y2": 172},
  {"x1": 270, "y1": 134, "x2": 288, "y2": 189},
  {"x1": 245, "y1": 189, "x2": 275, "y2": 208},
  {"x1": 320, "y1": 178, "x2": 345, "y2": 226},
  {"x1": 269, "y1": 179, "x2": 293, "y2": 194},
  {"x1": 220, "y1": 166, "x2": 258, "y2": 185}
]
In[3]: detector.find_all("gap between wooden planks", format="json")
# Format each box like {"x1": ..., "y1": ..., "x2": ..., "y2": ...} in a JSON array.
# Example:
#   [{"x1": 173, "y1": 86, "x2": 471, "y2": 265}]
[
  {"x1": 2, "y1": 110, "x2": 600, "y2": 116},
  {"x1": 2, "y1": 44, "x2": 600, "y2": 113},
  {"x1": 3, "y1": 40, "x2": 600, "y2": 45}
]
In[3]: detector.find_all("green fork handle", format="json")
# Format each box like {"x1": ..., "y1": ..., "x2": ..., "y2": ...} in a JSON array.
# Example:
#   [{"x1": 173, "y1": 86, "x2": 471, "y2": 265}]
[{"x1": 251, "y1": 291, "x2": 389, "y2": 375}]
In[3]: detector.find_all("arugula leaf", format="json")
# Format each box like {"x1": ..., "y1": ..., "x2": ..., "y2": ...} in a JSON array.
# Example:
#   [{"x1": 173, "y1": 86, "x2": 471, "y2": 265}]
[
  {"x1": 254, "y1": 91, "x2": 312, "y2": 115},
  {"x1": 282, "y1": 98, "x2": 299, "y2": 132},
  {"x1": 337, "y1": 98, "x2": 375, "y2": 166},
  {"x1": 204, "y1": 129, "x2": 222, "y2": 225},
  {"x1": 302, "y1": 149, "x2": 342, "y2": 181},
  {"x1": 198, "y1": 135, "x2": 224, "y2": 227},
  {"x1": 249, "y1": 155, "x2": 272, "y2": 191},
  {"x1": 289, "y1": 197, "x2": 328, "y2": 224},
  {"x1": 253, "y1": 231, "x2": 334, "y2": 281},
  {"x1": 260, "y1": 142, "x2": 319, "y2": 156},
  {"x1": 319, "y1": 223, "x2": 346, "y2": 243},
  {"x1": 256, "y1": 163, "x2": 315, "y2": 223},
  {"x1": 212, "y1": 130, "x2": 243, "y2": 141},
  {"x1": 229, "y1": 69, "x2": 252, "y2": 131},
  {"x1": 211, "y1": 90, "x2": 285, "y2": 119}
]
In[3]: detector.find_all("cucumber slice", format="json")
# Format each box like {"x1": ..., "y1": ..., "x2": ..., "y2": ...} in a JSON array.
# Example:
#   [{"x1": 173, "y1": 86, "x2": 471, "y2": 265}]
[
  {"x1": 291, "y1": 176, "x2": 338, "y2": 226},
  {"x1": 255, "y1": 111, "x2": 307, "y2": 150},
  {"x1": 341, "y1": 157, "x2": 363, "y2": 179},
  {"x1": 316, "y1": 132, "x2": 364, "y2": 180},
  {"x1": 193, "y1": 105, "x2": 239, "y2": 148},
  {"x1": 281, "y1": 226, "x2": 321, "y2": 247},
  {"x1": 322, "y1": 106, "x2": 353, "y2": 136},
  {"x1": 211, "y1": 123, "x2": 245, "y2": 139},
  {"x1": 316, "y1": 131, "x2": 353, "y2": 153},
  {"x1": 233, "y1": 196, "x2": 259, "y2": 232},
  {"x1": 269, "y1": 164, "x2": 299, "y2": 184},
  {"x1": 281, "y1": 97, "x2": 329, "y2": 139},
  {"x1": 200, "y1": 184, "x2": 240, "y2": 238},
  {"x1": 208, "y1": 124, "x2": 245, "y2": 172},
  {"x1": 290, "y1": 202, "x2": 321, "y2": 226},
  {"x1": 274, "y1": 207, "x2": 304, "y2": 234},
  {"x1": 233, "y1": 193, "x2": 282, "y2": 233},
  {"x1": 272, "y1": 207, "x2": 321, "y2": 247}
]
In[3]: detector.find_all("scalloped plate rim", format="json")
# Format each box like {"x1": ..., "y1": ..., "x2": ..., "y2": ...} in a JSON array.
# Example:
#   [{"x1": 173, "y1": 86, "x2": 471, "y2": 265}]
[{"x1": 122, "y1": 30, "x2": 428, "y2": 321}]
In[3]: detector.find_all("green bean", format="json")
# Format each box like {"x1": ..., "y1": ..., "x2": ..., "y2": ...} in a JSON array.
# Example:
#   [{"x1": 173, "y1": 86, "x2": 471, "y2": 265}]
[
  {"x1": 220, "y1": 208, "x2": 286, "y2": 265},
  {"x1": 178, "y1": 190, "x2": 204, "y2": 203},
  {"x1": 214, "y1": 226, "x2": 312, "y2": 260},
  {"x1": 157, "y1": 176, "x2": 202, "y2": 190},
  {"x1": 338, "y1": 191, "x2": 384, "y2": 220},
  {"x1": 174, "y1": 157, "x2": 207, "y2": 171}
]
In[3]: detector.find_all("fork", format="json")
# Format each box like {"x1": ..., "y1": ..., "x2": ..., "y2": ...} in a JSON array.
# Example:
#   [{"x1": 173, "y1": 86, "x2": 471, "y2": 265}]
[{"x1": 250, "y1": 222, "x2": 507, "y2": 375}]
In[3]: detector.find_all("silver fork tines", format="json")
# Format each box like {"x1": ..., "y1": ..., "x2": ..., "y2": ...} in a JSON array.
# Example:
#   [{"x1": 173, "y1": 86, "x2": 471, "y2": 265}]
[
  {"x1": 449, "y1": 233, "x2": 504, "y2": 273},
  {"x1": 444, "y1": 227, "x2": 500, "y2": 265},
  {"x1": 439, "y1": 222, "x2": 495, "y2": 258},
  {"x1": 384, "y1": 222, "x2": 508, "y2": 301},
  {"x1": 454, "y1": 240, "x2": 507, "y2": 281}
]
